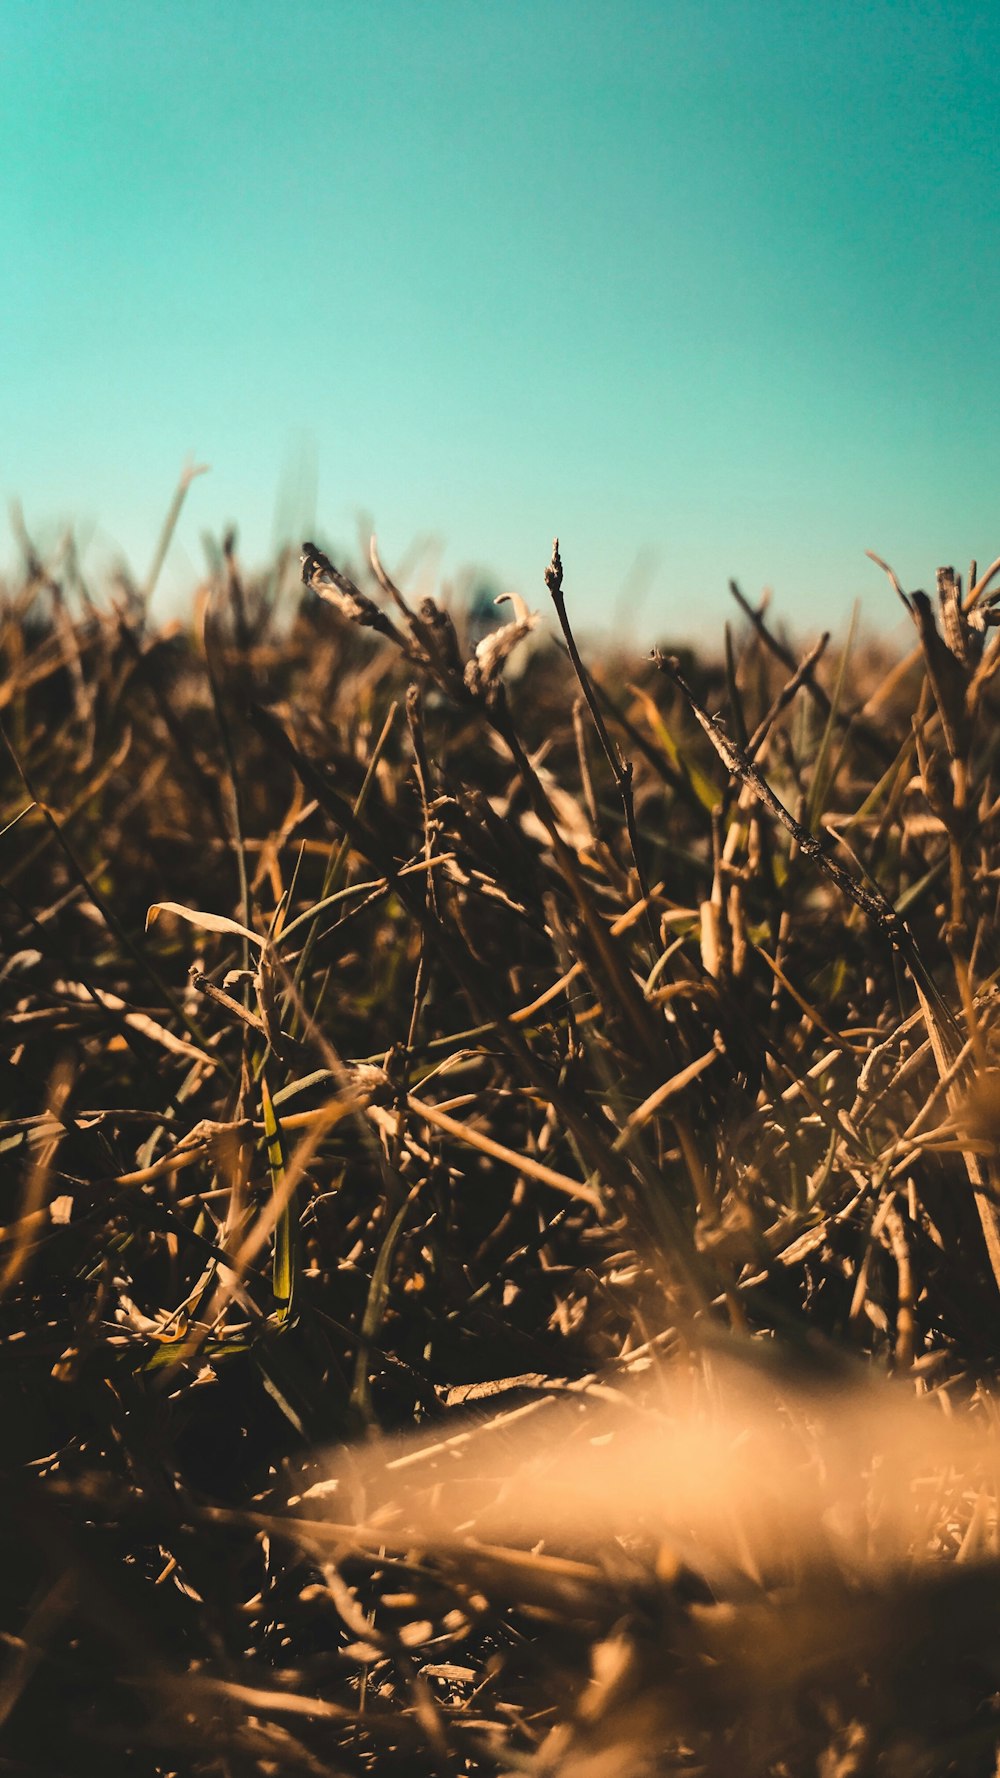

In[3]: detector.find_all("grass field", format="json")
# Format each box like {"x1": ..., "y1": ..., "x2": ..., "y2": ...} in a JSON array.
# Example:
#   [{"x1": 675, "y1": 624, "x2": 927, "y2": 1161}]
[{"x1": 5, "y1": 509, "x2": 1000, "y2": 1776}]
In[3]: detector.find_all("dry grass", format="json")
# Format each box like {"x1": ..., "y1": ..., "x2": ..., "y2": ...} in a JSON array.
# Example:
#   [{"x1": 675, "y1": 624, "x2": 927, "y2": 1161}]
[{"x1": 5, "y1": 501, "x2": 1000, "y2": 1775}]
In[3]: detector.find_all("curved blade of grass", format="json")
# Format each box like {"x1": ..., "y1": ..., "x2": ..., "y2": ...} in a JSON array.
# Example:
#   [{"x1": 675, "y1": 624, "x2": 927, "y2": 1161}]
[
  {"x1": 260, "y1": 1070, "x2": 296, "y2": 1323},
  {"x1": 200, "y1": 584, "x2": 252, "y2": 977},
  {"x1": 806, "y1": 602, "x2": 858, "y2": 834},
  {"x1": 143, "y1": 460, "x2": 209, "y2": 602},
  {"x1": 352, "y1": 1191, "x2": 416, "y2": 1422},
  {"x1": 628, "y1": 682, "x2": 719, "y2": 811},
  {"x1": 146, "y1": 901, "x2": 263, "y2": 949},
  {"x1": 290, "y1": 701, "x2": 399, "y2": 1004},
  {"x1": 278, "y1": 877, "x2": 387, "y2": 947}
]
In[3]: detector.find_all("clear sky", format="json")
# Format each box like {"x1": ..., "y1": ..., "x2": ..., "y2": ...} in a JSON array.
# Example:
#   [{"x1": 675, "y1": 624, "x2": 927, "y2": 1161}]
[{"x1": 4, "y1": 1, "x2": 999, "y2": 638}]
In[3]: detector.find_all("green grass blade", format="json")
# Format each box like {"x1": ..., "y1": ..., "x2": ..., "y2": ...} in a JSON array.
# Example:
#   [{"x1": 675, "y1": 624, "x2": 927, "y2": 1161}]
[
  {"x1": 806, "y1": 601, "x2": 858, "y2": 833},
  {"x1": 260, "y1": 1069, "x2": 296, "y2": 1323}
]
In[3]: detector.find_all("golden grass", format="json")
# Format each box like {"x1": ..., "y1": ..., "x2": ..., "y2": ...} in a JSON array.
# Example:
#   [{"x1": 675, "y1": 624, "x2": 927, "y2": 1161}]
[{"x1": 5, "y1": 508, "x2": 1000, "y2": 1773}]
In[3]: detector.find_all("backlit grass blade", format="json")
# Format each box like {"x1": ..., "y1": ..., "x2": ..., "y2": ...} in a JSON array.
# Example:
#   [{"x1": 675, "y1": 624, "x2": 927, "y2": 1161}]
[
  {"x1": 260, "y1": 1069, "x2": 296, "y2": 1323},
  {"x1": 806, "y1": 600, "x2": 858, "y2": 834}
]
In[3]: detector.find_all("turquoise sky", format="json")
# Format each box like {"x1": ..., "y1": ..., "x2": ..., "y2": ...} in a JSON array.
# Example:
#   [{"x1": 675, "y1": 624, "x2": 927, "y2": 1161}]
[{"x1": 4, "y1": 1, "x2": 999, "y2": 636}]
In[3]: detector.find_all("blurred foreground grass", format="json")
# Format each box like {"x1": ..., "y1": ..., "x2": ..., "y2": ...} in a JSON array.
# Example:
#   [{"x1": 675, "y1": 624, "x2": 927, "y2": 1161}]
[{"x1": 5, "y1": 512, "x2": 1000, "y2": 1775}]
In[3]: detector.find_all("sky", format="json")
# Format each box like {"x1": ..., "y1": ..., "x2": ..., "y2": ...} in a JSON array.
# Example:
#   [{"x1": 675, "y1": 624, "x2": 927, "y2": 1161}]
[{"x1": 4, "y1": 0, "x2": 999, "y2": 641}]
